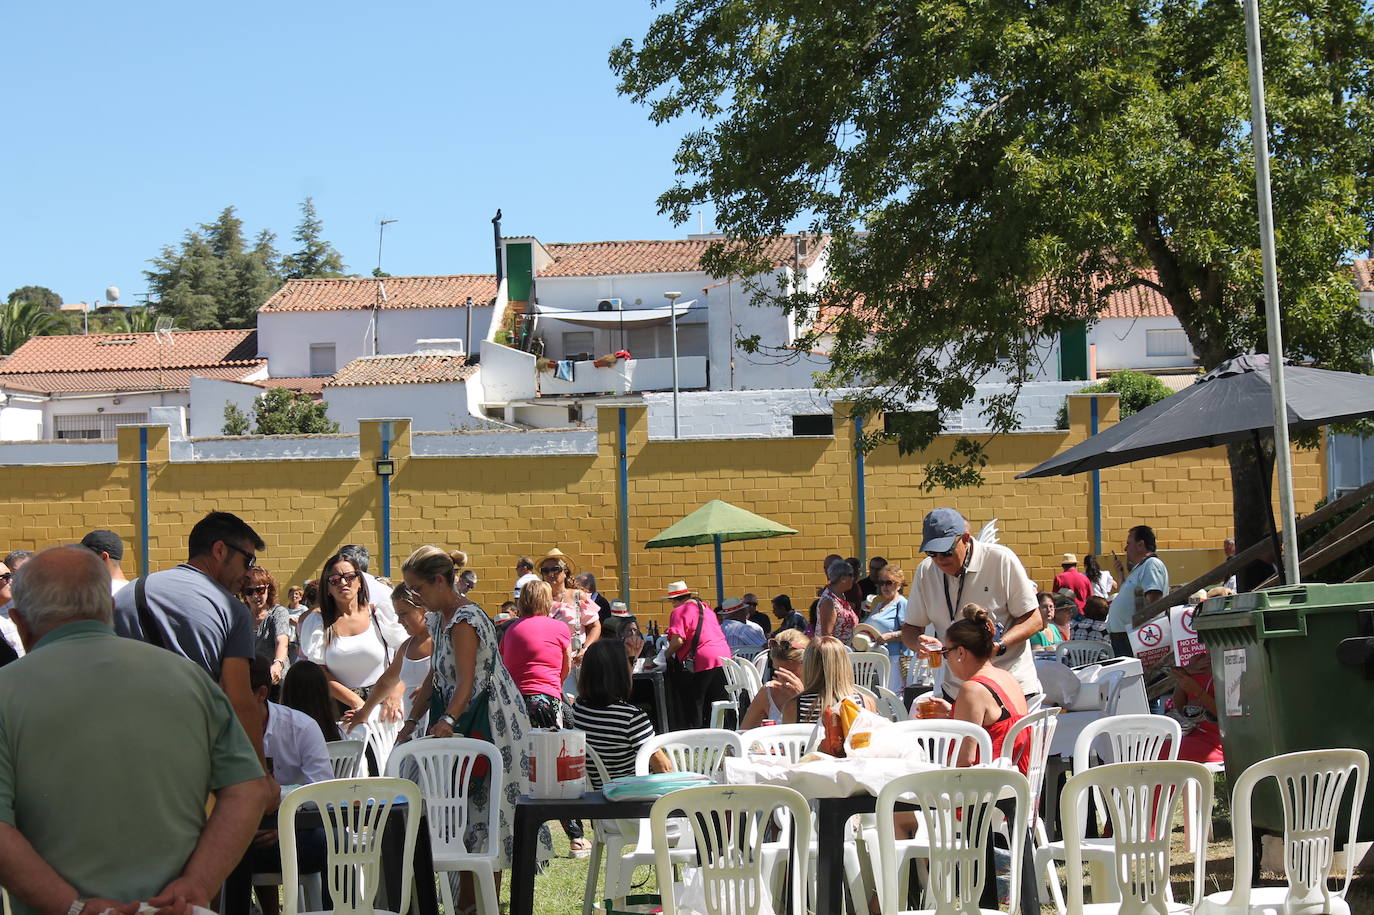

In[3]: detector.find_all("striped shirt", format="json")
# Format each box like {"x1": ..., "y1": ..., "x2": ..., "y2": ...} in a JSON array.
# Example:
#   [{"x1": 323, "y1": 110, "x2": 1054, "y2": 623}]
[
  {"x1": 794, "y1": 690, "x2": 865, "y2": 724},
  {"x1": 571, "y1": 700, "x2": 656, "y2": 787}
]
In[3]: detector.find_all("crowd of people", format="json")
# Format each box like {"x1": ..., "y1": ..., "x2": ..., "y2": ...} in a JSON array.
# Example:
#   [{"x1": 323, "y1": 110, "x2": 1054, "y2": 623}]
[{"x1": 0, "y1": 505, "x2": 1243, "y2": 912}]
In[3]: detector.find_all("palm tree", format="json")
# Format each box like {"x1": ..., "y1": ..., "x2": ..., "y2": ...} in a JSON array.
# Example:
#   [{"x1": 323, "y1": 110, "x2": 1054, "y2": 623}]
[
  {"x1": 0, "y1": 301, "x2": 65, "y2": 354},
  {"x1": 103, "y1": 307, "x2": 159, "y2": 334}
]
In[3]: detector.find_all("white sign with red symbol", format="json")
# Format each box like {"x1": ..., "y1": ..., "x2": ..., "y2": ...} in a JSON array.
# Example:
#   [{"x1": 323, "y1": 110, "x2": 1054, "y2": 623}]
[
  {"x1": 1129, "y1": 614, "x2": 1175, "y2": 668},
  {"x1": 1170, "y1": 605, "x2": 1205, "y2": 665}
]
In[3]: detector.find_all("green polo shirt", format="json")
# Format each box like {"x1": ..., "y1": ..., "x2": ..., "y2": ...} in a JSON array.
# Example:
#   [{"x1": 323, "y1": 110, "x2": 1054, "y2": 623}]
[{"x1": 0, "y1": 620, "x2": 263, "y2": 911}]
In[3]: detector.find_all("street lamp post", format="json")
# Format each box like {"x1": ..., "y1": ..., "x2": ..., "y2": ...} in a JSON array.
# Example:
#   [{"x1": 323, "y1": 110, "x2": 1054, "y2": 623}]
[{"x1": 664, "y1": 291, "x2": 682, "y2": 438}]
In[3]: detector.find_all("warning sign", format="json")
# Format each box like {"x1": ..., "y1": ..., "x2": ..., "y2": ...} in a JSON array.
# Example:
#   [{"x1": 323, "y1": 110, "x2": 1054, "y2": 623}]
[
  {"x1": 1170, "y1": 606, "x2": 1205, "y2": 666},
  {"x1": 1129, "y1": 614, "x2": 1175, "y2": 668}
]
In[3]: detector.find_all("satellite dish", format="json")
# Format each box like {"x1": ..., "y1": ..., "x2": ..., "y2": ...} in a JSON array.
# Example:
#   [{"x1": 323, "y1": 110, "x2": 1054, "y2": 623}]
[{"x1": 105, "y1": 286, "x2": 120, "y2": 303}]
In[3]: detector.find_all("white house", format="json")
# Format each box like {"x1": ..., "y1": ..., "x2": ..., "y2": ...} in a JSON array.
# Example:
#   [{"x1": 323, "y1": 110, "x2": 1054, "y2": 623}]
[
  {"x1": 256, "y1": 275, "x2": 497, "y2": 378},
  {"x1": 322, "y1": 345, "x2": 499, "y2": 433}
]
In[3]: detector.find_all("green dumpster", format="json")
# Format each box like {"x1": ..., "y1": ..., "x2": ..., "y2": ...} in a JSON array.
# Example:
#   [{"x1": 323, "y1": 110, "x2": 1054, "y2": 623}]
[{"x1": 1193, "y1": 582, "x2": 1374, "y2": 842}]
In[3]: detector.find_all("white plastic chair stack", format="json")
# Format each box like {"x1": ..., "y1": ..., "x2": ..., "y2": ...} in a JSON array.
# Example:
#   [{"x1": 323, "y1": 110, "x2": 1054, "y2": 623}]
[
  {"x1": 708, "y1": 660, "x2": 749, "y2": 730},
  {"x1": 278, "y1": 777, "x2": 420, "y2": 915},
  {"x1": 875, "y1": 767, "x2": 1030, "y2": 915},
  {"x1": 1055, "y1": 640, "x2": 1113, "y2": 668},
  {"x1": 874, "y1": 685, "x2": 907, "y2": 722},
  {"x1": 361, "y1": 714, "x2": 403, "y2": 776},
  {"x1": 849, "y1": 651, "x2": 891, "y2": 693},
  {"x1": 1034, "y1": 713, "x2": 1181, "y2": 909},
  {"x1": 651, "y1": 784, "x2": 811, "y2": 915},
  {"x1": 734, "y1": 655, "x2": 763, "y2": 699},
  {"x1": 325, "y1": 739, "x2": 366, "y2": 779},
  {"x1": 385, "y1": 737, "x2": 503, "y2": 915},
  {"x1": 1196, "y1": 749, "x2": 1369, "y2": 915},
  {"x1": 1061, "y1": 760, "x2": 1212, "y2": 915}
]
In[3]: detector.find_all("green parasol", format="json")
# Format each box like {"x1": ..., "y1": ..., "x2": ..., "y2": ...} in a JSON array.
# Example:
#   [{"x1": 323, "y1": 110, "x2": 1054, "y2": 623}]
[{"x1": 645, "y1": 499, "x2": 798, "y2": 606}]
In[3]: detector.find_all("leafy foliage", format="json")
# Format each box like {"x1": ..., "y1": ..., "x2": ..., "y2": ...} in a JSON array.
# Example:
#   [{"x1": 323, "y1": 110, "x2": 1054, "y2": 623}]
[
  {"x1": 1055, "y1": 370, "x2": 1178, "y2": 429},
  {"x1": 0, "y1": 300, "x2": 65, "y2": 354},
  {"x1": 144, "y1": 207, "x2": 282, "y2": 330},
  {"x1": 222, "y1": 387, "x2": 339, "y2": 436},
  {"x1": 614, "y1": 0, "x2": 1374, "y2": 541},
  {"x1": 99, "y1": 307, "x2": 159, "y2": 334},
  {"x1": 7, "y1": 285, "x2": 61, "y2": 309},
  {"x1": 281, "y1": 197, "x2": 347, "y2": 280}
]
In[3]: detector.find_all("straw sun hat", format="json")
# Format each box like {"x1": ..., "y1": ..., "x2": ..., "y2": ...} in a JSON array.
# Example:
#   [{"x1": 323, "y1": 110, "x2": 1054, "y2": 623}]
[{"x1": 537, "y1": 548, "x2": 577, "y2": 575}]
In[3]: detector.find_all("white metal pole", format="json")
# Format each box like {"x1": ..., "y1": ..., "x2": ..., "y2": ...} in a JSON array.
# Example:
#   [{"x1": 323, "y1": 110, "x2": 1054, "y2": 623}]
[
  {"x1": 665, "y1": 291, "x2": 682, "y2": 438},
  {"x1": 1243, "y1": 0, "x2": 1300, "y2": 584}
]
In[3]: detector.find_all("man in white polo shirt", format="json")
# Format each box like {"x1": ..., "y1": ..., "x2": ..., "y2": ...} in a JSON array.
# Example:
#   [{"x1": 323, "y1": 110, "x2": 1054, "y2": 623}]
[{"x1": 901, "y1": 508, "x2": 1043, "y2": 700}]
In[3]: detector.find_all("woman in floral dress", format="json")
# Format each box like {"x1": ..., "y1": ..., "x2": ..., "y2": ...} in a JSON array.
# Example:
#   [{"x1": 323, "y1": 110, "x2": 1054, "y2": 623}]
[
  {"x1": 815, "y1": 557, "x2": 859, "y2": 646},
  {"x1": 401, "y1": 544, "x2": 551, "y2": 891},
  {"x1": 538, "y1": 549, "x2": 601, "y2": 694}
]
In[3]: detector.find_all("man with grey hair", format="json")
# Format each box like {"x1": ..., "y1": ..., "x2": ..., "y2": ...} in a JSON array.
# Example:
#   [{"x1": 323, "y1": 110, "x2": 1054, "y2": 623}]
[
  {"x1": 576, "y1": 571, "x2": 613, "y2": 621},
  {"x1": 0, "y1": 547, "x2": 271, "y2": 914}
]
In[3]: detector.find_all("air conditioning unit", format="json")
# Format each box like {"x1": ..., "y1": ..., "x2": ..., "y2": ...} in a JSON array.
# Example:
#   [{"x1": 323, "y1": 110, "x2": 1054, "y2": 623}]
[{"x1": 596, "y1": 298, "x2": 622, "y2": 311}]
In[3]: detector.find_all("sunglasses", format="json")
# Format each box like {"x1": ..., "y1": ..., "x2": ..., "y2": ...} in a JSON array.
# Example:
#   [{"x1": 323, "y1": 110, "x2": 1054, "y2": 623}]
[
  {"x1": 0, "y1": 573, "x2": 11, "y2": 584},
  {"x1": 242, "y1": 585, "x2": 269, "y2": 596},
  {"x1": 925, "y1": 547, "x2": 957, "y2": 560},
  {"x1": 879, "y1": 580, "x2": 899, "y2": 587},
  {"x1": 326, "y1": 571, "x2": 360, "y2": 587},
  {"x1": 225, "y1": 542, "x2": 257, "y2": 569},
  {"x1": 540, "y1": 567, "x2": 564, "y2": 576}
]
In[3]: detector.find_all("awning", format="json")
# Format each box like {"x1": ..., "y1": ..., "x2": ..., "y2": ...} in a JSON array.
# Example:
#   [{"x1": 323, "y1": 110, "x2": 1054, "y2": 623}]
[{"x1": 534, "y1": 302, "x2": 699, "y2": 328}]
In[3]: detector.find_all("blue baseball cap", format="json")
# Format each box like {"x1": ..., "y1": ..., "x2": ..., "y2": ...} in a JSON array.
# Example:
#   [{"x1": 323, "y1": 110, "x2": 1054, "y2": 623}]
[{"x1": 920, "y1": 508, "x2": 967, "y2": 554}]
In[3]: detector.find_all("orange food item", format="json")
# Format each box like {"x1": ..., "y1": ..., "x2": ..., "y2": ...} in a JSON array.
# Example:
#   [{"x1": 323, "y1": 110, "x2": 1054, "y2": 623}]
[{"x1": 819, "y1": 706, "x2": 845, "y2": 756}]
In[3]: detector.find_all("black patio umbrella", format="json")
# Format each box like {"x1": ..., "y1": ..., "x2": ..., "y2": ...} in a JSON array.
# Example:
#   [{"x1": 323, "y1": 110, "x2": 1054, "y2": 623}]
[{"x1": 1018, "y1": 354, "x2": 1374, "y2": 582}]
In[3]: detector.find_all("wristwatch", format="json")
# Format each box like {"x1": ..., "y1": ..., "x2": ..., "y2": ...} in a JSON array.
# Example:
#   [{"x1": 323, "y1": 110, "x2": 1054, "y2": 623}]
[
  {"x1": 995, "y1": 640, "x2": 1007, "y2": 656},
  {"x1": 438, "y1": 714, "x2": 457, "y2": 728}
]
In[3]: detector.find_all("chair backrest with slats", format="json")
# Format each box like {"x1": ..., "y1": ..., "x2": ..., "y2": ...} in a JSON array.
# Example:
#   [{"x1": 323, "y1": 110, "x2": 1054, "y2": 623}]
[
  {"x1": 635, "y1": 729, "x2": 745, "y2": 777},
  {"x1": 652, "y1": 784, "x2": 811, "y2": 915},
  {"x1": 849, "y1": 651, "x2": 891, "y2": 693},
  {"x1": 325, "y1": 739, "x2": 366, "y2": 779},
  {"x1": 1055, "y1": 639, "x2": 1113, "y2": 668},
  {"x1": 877, "y1": 768, "x2": 1029, "y2": 915},
  {"x1": 884, "y1": 719, "x2": 993, "y2": 768},
  {"x1": 279, "y1": 776, "x2": 420, "y2": 915},
  {"x1": 740, "y1": 724, "x2": 817, "y2": 762},
  {"x1": 1062, "y1": 761, "x2": 1211, "y2": 914},
  {"x1": 1000, "y1": 707, "x2": 1059, "y2": 816},
  {"x1": 1072, "y1": 714, "x2": 1180, "y2": 773},
  {"x1": 385, "y1": 737, "x2": 503, "y2": 859},
  {"x1": 873, "y1": 685, "x2": 907, "y2": 722}
]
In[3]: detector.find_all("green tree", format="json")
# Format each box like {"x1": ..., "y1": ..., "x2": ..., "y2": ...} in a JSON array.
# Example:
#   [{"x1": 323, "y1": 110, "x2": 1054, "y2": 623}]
[
  {"x1": 613, "y1": 0, "x2": 1374, "y2": 551},
  {"x1": 280, "y1": 197, "x2": 347, "y2": 280},
  {"x1": 98, "y1": 307, "x2": 159, "y2": 334},
  {"x1": 222, "y1": 387, "x2": 340, "y2": 436},
  {"x1": 144, "y1": 207, "x2": 282, "y2": 330},
  {"x1": 6, "y1": 286, "x2": 61, "y2": 309},
  {"x1": 1055, "y1": 371, "x2": 1177, "y2": 429},
  {"x1": 0, "y1": 300, "x2": 65, "y2": 354}
]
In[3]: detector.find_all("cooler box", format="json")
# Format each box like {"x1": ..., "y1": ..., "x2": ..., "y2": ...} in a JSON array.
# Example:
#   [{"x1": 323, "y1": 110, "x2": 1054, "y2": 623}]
[{"x1": 1193, "y1": 582, "x2": 1374, "y2": 841}]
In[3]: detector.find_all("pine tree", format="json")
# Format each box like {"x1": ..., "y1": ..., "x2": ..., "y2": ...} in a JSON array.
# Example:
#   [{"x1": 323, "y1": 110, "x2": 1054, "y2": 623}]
[
  {"x1": 281, "y1": 197, "x2": 347, "y2": 280},
  {"x1": 144, "y1": 207, "x2": 282, "y2": 330}
]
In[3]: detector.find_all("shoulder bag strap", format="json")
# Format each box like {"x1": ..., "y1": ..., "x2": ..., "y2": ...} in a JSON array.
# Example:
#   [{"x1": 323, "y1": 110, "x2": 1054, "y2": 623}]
[
  {"x1": 134, "y1": 576, "x2": 168, "y2": 651},
  {"x1": 369, "y1": 605, "x2": 391, "y2": 662},
  {"x1": 687, "y1": 599, "x2": 705, "y2": 661}
]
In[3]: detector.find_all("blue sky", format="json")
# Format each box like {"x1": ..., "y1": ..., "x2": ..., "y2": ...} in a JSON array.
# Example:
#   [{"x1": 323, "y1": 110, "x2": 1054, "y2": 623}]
[{"x1": 2, "y1": 0, "x2": 714, "y2": 306}]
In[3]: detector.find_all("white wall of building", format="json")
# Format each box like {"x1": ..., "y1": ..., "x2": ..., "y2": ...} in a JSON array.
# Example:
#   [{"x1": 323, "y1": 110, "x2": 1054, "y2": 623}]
[
  {"x1": 0, "y1": 402, "x2": 44, "y2": 440},
  {"x1": 538, "y1": 356, "x2": 707, "y2": 396},
  {"x1": 258, "y1": 306, "x2": 494, "y2": 377},
  {"x1": 1090, "y1": 316, "x2": 1196, "y2": 373},
  {"x1": 189, "y1": 377, "x2": 262, "y2": 438},
  {"x1": 476, "y1": 342, "x2": 537, "y2": 403},
  {"x1": 324, "y1": 382, "x2": 496, "y2": 433}
]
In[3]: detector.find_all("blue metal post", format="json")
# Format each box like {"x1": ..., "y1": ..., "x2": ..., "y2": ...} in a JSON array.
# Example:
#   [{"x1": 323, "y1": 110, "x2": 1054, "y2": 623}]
[
  {"x1": 1091, "y1": 398, "x2": 1102, "y2": 556},
  {"x1": 380, "y1": 421, "x2": 392, "y2": 579},
  {"x1": 618, "y1": 409, "x2": 630, "y2": 603},
  {"x1": 714, "y1": 534, "x2": 724, "y2": 607},
  {"x1": 139, "y1": 427, "x2": 150, "y2": 577},
  {"x1": 854, "y1": 413, "x2": 867, "y2": 566}
]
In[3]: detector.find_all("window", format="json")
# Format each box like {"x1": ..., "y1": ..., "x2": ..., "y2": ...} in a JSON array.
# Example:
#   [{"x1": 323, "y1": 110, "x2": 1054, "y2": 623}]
[
  {"x1": 561, "y1": 331, "x2": 595, "y2": 360},
  {"x1": 53, "y1": 412, "x2": 147, "y2": 440},
  {"x1": 883, "y1": 411, "x2": 938, "y2": 436},
  {"x1": 1145, "y1": 328, "x2": 1189, "y2": 357},
  {"x1": 624, "y1": 323, "x2": 709, "y2": 358},
  {"x1": 791, "y1": 414, "x2": 834, "y2": 436},
  {"x1": 309, "y1": 343, "x2": 336, "y2": 377}
]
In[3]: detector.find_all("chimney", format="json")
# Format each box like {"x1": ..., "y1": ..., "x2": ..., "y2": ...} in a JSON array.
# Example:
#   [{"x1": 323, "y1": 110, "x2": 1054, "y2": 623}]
[{"x1": 492, "y1": 209, "x2": 504, "y2": 287}]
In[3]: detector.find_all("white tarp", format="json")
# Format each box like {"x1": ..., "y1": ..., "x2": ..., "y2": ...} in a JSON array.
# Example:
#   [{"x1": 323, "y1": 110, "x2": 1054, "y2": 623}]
[{"x1": 534, "y1": 302, "x2": 698, "y2": 328}]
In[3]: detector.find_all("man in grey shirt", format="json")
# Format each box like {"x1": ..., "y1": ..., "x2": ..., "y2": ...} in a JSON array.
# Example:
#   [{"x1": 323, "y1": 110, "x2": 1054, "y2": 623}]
[{"x1": 113, "y1": 510, "x2": 265, "y2": 759}]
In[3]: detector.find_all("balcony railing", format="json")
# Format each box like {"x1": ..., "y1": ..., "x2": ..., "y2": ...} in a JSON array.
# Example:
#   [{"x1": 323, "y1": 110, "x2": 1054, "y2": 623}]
[{"x1": 539, "y1": 356, "x2": 707, "y2": 395}]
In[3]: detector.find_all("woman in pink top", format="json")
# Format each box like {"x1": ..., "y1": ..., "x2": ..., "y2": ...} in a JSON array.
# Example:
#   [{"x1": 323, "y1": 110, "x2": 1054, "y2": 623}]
[
  {"x1": 662, "y1": 580, "x2": 731, "y2": 729},
  {"x1": 500, "y1": 580, "x2": 573, "y2": 725}
]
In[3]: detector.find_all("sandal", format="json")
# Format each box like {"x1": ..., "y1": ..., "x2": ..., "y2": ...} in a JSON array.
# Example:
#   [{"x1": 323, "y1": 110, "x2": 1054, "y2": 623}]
[{"x1": 569, "y1": 837, "x2": 593, "y2": 858}]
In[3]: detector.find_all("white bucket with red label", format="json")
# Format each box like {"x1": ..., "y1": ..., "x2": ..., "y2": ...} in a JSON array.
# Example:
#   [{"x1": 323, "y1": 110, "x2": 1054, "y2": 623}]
[{"x1": 528, "y1": 728, "x2": 587, "y2": 799}]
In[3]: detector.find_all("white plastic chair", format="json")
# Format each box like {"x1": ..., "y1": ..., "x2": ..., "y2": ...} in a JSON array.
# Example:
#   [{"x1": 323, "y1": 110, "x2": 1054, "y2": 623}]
[
  {"x1": 635, "y1": 729, "x2": 745, "y2": 778},
  {"x1": 740, "y1": 723, "x2": 817, "y2": 762},
  {"x1": 849, "y1": 651, "x2": 891, "y2": 693},
  {"x1": 708, "y1": 660, "x2": 749, "y2": 730},
  {"x1": 385, "y1": 737, "x2": 503, "y2": 915},
  {"x1": 874, "y1": 767, "x2": 1031, "y2": 915},
  {"x1": 751, "y1": 651, "x2": 771, "y2": 680},
  {"x1": 873, "y1": 685, "x2": 907, "y2": 722},
  {"x1": 1055, "y1": 640, "x2": 1112, "y2": 668},
  {"x1": 325, "y1": 738, "x2": 366, "y2": 778},
  {"x1": 734, "y1": 654, "x2": 763, "y2": 698},
  {"x1": 1035, "y1": 713, "x2": 1181, "y2": 909},
  {"x1": 1061, "y1": 760, "x2": 1212, "y2": 915},
  {"x1": 278, "y1": 776, "x2": 421, "y2": 915},
  {"x1": 884, "y1": 718, "x2": 994, "y2": 767},
  {"x1": 1195, "y1": 749, "x2": 1369, "y2": 915},
  {"x1": 1103, "y1": 673, "x2": 1145, "y2": 716},
  {"x1": 359, "y1": 714, "x2": 403, "y2": 776},
  {"x1": 651, "y1": 784, "x2": 811, "y2": 915},
  {"x1": 998, "y1": 708, "x2": 1059, "y2": 910}
]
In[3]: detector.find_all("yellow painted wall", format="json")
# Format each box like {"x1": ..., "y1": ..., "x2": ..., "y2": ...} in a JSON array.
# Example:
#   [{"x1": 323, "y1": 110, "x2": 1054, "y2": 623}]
[{"x1": 0, "y1": 397, "x2": 1327, "y2": 630}]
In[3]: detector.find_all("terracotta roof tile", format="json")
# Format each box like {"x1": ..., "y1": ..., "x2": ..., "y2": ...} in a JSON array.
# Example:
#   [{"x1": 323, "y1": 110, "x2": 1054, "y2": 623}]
[
  {"x1": 259, "y1": 276, "x2": 497, "y2": 313},
  {"x1": 0, "y1": 365, "x2": 264, "y2": 395},
  {"x1": 0, "y1": 330, "x2": 258, "y2": 374},
  {"x1": 325, "y1": 353, "x2": 476, "y2": 387},
  {"x1": 537, "y1": 235, "x2": 826, "y2": 278},
  {"x1": 1353, "y1": 259, "x2": 1374, "y2": 293},
  {"x1": 254, "y1": 377, "x2": 329, "y2": 396}
]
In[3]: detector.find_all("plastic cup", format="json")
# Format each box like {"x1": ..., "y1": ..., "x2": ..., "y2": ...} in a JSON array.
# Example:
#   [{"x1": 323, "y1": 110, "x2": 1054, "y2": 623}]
[
  {"x1": 925, "y1": 646, "x2": 943, "y2": 669},
  {"x1": 916, "y1": 697, "x2": 939, "y2": 719},
  {"x1": 762, "y1": 719, "x2": 777, "y2": 727}
]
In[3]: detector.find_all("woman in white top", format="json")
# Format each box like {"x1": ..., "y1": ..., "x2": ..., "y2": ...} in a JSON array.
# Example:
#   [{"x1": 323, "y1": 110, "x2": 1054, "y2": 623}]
[
  {"x1": 348, "y1": 583, "x2": 434, "y2": 739},
  {"x1": 1084, "y1": 554, "x2": 1117, "y2": 599},
  {"x1": 317, "y1": 551, "x2": 401, "y2": 722}
]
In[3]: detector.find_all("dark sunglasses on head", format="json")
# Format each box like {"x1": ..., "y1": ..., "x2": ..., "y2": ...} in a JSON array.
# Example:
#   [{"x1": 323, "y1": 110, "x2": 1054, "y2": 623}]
[
  {"x1": 242, "y1": 586, "x2": 269, "y2": 596},
  {"x1": 326, "y1": 571, "x2": 359, "y2": 587}
]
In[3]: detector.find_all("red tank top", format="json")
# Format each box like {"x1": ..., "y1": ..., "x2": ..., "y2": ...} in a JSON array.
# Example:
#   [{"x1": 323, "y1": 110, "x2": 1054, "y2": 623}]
[{"x1": 952, "y1": 675, "x2": 1031, "y2": 775}]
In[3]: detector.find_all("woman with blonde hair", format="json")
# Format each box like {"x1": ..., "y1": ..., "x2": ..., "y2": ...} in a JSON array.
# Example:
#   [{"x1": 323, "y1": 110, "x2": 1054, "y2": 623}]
[
  {"x1": 784, "y1": 636, "x2": 876, "y2": 724},
  {"x1": 740, "y1": 629, "x2": 809, "y2": 729},
  {"x1": 862, "y1": 563, "x2": 911, "y2": 693},
  {"x1": 538, "y1": 550, "x2": 601, "y2": 691},
  {"x1": 345, "y1": 583, "x2": 435, "y2": 740},
  {"x1": 401, "y1": 544, "x2": 551, "y2": 884}
]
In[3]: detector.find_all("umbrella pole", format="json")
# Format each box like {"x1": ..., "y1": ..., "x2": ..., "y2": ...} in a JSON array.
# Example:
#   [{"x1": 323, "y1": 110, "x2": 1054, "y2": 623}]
[
  {"x1": 1253, "y1": 430, "x2": 1287, "y2": 586},
  {"x1": 714, "y1": 534, "x2": 724, "y2": 608}
]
